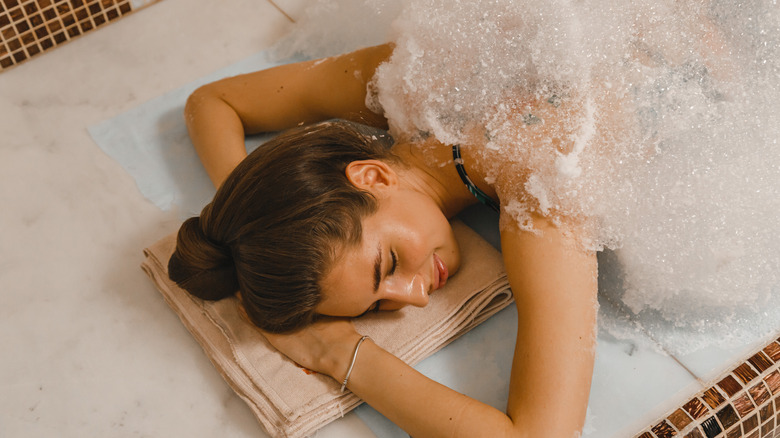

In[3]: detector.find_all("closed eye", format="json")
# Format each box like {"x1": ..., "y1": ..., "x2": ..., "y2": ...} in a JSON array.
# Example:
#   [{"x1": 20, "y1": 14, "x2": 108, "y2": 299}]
[{"x1": 389, "y1": 250, "x2": 398, "y2": 276}]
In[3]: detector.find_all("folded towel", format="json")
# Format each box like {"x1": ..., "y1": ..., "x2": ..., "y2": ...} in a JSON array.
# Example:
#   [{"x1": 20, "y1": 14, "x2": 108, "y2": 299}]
[{"x1": 142, "y1": 220, "x2": 512, "y2": 438}]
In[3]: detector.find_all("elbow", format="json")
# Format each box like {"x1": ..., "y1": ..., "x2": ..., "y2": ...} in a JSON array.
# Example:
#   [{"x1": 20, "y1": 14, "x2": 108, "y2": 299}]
[{"x1": 184, "y1": 84, "x2": 215, "y2": 127}]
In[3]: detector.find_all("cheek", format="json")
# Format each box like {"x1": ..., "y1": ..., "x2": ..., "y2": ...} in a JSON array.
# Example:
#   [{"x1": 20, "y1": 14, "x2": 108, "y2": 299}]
[
  {"x1": 399, "y1": 223, "x2": 431, "y2": 257},
  {"x1": 441, "y1": 224, "x2": 461, "y2": 273},
  {"x1": 446, "y1": 244, "x2": 462, "y2": 274}
]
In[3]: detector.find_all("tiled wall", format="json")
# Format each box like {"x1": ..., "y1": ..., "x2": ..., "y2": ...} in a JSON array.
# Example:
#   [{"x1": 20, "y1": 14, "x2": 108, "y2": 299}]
[
  {"x1": 0, "y1": 0, "x2": 157, "y2": 71},
  {"x1": 635, "y1": 336, "x2": 780, "y2": 438}
]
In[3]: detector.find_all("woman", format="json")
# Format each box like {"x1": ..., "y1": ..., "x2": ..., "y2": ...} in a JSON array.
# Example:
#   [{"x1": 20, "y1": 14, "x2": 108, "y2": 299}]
[{"x1": 169, "y1": 43, "x2": 597, "y2": 437}]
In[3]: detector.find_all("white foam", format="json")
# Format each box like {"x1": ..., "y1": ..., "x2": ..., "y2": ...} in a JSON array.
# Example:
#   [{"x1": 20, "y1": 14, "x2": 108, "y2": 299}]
[{"x1": 277, "y1": 0, "x2": 780, "y2": 352}]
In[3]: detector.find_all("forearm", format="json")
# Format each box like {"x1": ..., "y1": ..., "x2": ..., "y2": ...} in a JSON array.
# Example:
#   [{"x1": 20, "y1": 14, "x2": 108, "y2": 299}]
[
  {"x1": 341, "y1": 340, "x2": 516, "y2": 438},
  {"x1": 184, "y1": 87, "x2": 249, "y2": 188},
  {"x1": 501, "y1": 216, "x2": 598, "y2": 437},
  {"x1": 262, "y1": 322, "x2": 515, "y2": 437},
  {"x1": 506, "y1": 294, "x2": 596, "y2": 437}
]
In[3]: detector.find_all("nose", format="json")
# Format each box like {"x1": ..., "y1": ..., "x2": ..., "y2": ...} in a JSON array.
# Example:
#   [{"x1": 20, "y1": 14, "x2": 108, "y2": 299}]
[{"x1": 380, "y1": 274, "x2": 429, "y2": 310}]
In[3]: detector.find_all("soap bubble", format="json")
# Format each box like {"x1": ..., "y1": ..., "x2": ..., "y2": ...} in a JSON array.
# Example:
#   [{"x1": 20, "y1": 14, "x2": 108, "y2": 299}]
[{"x1": 275, "y1": 0, "x2": 780, "y2": 351}]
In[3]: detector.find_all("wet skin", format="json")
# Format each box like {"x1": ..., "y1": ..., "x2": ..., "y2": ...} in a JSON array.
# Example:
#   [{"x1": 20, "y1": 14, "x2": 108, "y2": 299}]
[{"x1": 316, "y1": 162, "x2": 461, "y2": 317}]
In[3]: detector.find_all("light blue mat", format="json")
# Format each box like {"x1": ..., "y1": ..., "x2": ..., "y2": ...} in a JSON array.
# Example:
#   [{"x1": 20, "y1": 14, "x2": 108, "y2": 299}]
[
  {"x1": 88, "y1": 48, "x2": 520, "y2": 437},
  {"x1": 89, "y1": 51, "x2": 290, "y2": 218}
]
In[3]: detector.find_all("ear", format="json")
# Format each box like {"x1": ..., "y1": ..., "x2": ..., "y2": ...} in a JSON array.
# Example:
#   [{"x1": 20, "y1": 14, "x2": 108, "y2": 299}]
[{"x1": 345, "y1": 160, "x2": 398, "y2": 195}]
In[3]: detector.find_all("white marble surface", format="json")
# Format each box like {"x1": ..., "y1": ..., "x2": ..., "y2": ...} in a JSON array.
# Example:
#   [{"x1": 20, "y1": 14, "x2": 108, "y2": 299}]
[
  {"x1": 0, "y1": 1, "x2": 771, "y2": 437},
  {"x1": 0, "y1": 1, "x2": 327, "y2": 437}
]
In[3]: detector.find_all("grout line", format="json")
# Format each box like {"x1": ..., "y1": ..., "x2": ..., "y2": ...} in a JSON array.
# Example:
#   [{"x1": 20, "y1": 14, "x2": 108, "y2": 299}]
[
  {"x1": 636, "y1": 325, "x2": 703, "y2": 383},
  {"x1": 599, "y1": 289, "x2": 706, "y2": 383},
  {"x1": 265, "y1": 0, "x2": 295, "y2": 23}
]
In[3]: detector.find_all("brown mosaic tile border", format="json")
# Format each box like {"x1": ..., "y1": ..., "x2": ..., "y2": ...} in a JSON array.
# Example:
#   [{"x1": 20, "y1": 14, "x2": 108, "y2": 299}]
[
  {"x1": 635, "y1": 335, "x2": 780, "y2": 438},
  {"x1": 0, "y1": 0, "x2": 159, "y2": 71}
]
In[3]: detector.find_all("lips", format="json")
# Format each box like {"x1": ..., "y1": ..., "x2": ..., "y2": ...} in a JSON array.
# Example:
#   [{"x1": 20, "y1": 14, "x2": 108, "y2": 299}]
[{"x1": 432, "y1": 253, "x2": 449, "y2": 291}]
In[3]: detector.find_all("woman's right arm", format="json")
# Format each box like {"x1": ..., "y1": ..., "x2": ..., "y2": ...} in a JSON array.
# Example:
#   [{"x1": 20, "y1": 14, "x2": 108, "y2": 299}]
[{"x1": 184, "y1": 44, "x2": 393, "y2": 187}]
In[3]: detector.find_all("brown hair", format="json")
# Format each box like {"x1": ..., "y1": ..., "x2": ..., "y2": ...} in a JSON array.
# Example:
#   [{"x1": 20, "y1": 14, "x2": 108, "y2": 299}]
[{"x1": 168, "y1": 121, "x2": 397, "y2": 333}]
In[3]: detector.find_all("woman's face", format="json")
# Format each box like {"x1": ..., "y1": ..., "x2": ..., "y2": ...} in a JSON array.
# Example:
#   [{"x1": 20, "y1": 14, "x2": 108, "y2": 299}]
[{"x1": 316, "y1": 185, "x2": 461, "y2": 317}]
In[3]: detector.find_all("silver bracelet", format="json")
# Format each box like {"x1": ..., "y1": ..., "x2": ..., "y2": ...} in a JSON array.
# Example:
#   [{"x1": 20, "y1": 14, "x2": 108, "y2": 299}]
[{"x1": 340, "y1": 335, "x2": 370, "y2": 393}]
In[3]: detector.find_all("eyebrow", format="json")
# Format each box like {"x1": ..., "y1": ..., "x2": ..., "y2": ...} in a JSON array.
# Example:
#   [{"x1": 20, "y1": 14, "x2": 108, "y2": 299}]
[{"x1": 373, "y1": 243, "x2": 382, "y2": 293}]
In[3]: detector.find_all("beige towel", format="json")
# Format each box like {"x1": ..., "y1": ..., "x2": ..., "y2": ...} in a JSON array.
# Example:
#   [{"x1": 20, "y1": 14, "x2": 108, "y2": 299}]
[{"x1": 142, "y1": 220, "x2": 512, "y2": 438}]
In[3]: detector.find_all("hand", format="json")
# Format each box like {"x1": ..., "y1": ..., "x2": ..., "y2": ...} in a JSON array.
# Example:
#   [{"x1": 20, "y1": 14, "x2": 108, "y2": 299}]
[{"x1": 260, "y1": 317, "x2": 363, "y2": 380}]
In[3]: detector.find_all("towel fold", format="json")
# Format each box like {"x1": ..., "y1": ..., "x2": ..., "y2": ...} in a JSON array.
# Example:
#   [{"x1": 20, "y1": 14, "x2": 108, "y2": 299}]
[{"x1": 142, "y1": 220, "x2": 512, "y2": 438}]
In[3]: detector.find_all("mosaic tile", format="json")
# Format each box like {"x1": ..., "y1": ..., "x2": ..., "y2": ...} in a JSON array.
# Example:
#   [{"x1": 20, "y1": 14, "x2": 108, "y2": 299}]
[
  {"x1": 0, "y1": 0, "x2": 161, "y2": 71},
  {"x1": 652, "y1": 420, "x2": 678, "y2": 438},
  {"x1": 751, "y1": 382, "x2": 772, "y2": 406},
  {"x1": 749, "y1": 353, "x2": 774, "y2": 374},
  {"x1": 736, "y1": 363, "x2": 761, "y2": 385},
  {"x1": 686, "y1": 428, "x2": 706, "y2": 438},
  {"x1": 701, "y1": 416, "x2": 723, "y2": 438},
  {"x1": 635, "y1": 336, "x2": 780, "y2": 438},
  {"x1": 637, "y1": 433, "x2": 654, "y2": 438},
  {"x1": 669, "y1": 408, "x2": 695, "y2": 430},
  {"x1": 9, "y1": 7, "x2": 22, "y2": 22},
  {"x1": 744, "y1": 414, "x2": 760, "y2": 433},
  {"x1": 52, "y1": 31, "x2": 66, "y2": 44},
  {"x1": 761, "y1": 403, "x2": 775, "y2": 423},
  {"x1": 735, "y1": 393, "x2": 758, "y2": 418},
  {"x1": 725, "y1": 425, "x2": 742, "y2": 438},
  {"x1": 765, "y1": 372, "x2": 780, "y2": 395},
  {"x1": 685, "y1": 398, "x2": 712, "y2": 420},
  {"x1": 16, "y1": 19, "x2": 29, "y2": 32},
  {"x1": 760, "y1": 420, "x2": 773, "y2": 436},
  {"x1": 704, "y1": 387, "x2": 728, "y2": 409},
  {"x1": 718, "y1": 404, "x2": 741, "y2": 430},
  {"x1": 766, "y1": 344, "x2": 780, "y2": 363},
  {"x1": 721, "y1": 376, "x2": 746, "y2": 398},
  {"x1": 47, "y1": 20, "x2": 61, "y2": 32},
  {"x1": 23, "y1": 2, "x2": 38, "y2": 14},
  {"x1": 21, "y1": 31, "x2": 35, "y2": 44}
]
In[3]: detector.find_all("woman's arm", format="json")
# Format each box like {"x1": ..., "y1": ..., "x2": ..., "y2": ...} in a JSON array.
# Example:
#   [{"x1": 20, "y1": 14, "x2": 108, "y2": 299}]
[
  {"x1": 264, "y1": 214, "x2": 598, "y2": 438},
  {"x1": 500, "y1": 214, "x2": 598, "y2": 437},
  {"x1": 184, "y1": 44, "x2": 393, "y2": 187}
]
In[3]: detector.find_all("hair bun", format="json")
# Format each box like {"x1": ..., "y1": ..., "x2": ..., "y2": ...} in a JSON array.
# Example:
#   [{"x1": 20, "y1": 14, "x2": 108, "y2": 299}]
[{"x1": 168, "y1": 217, "x2": 239, "y2": 300}]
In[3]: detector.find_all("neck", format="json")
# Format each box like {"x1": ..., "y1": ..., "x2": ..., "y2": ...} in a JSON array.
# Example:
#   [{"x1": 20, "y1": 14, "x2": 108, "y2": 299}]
[{"x1": 391, "y1": 142, "x2": 482, "y2": 219}]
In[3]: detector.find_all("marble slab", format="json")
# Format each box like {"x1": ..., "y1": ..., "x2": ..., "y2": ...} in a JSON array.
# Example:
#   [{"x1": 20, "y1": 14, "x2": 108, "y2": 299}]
[
  {"x1": 88, "y1": 63, "x2": 703, "y2": 434},
  {"x1": 2, "y1": 0, "x2": 774, "y2": 436}
]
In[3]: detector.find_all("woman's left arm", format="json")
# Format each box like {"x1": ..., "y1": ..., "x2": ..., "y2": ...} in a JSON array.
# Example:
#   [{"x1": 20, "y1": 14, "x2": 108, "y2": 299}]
[
  {"x1": 500, "y1": 213, "x2": 598, "y2": 437},
  {"x1": 263, "y1": 214, "x2": 597, "y2": 438}
]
